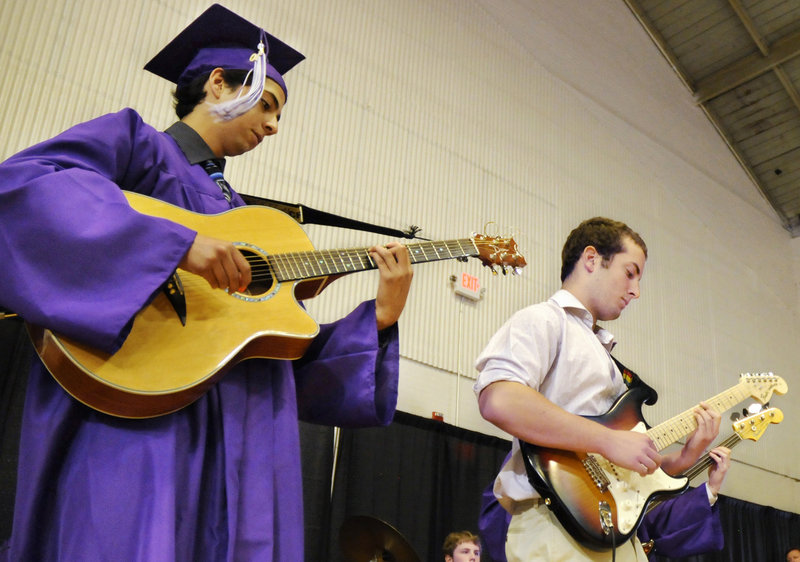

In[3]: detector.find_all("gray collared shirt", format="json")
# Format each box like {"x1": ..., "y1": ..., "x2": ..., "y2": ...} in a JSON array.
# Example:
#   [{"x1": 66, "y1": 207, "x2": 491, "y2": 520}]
[{"x1": 164, "y1": 121, "x2": 226, "y2": 171}]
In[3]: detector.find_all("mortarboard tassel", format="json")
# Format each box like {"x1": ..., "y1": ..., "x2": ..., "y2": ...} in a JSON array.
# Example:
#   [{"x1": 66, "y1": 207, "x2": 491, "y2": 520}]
[{"x1": 209, "y1": 33, "x2": 268, "y2": 121}]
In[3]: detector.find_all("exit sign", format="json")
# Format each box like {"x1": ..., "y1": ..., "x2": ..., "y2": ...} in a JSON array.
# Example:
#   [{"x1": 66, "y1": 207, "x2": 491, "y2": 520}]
[{"x1": 454, "y1": 272, "x2": 482, "y2": 300}]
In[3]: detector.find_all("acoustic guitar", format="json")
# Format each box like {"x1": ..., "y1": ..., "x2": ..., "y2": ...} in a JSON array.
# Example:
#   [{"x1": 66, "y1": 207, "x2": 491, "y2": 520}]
[
  {"x1": 520, "y1": 373, "x2": 787, "y2": 550},
  {"x1": 28, "y1": 192, "x2": 526, "y2": 419}
]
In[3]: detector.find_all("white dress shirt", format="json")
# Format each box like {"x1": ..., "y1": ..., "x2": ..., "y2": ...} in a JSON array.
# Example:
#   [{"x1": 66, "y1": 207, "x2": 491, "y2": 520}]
[{"x1": 474, "y1": 289, "x2": 628, "y2": 502}]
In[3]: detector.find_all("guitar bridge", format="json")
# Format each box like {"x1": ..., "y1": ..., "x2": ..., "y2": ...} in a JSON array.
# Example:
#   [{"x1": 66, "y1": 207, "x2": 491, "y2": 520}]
[
  {"x1": 162, "y1": 271, "x2": 186, "y2": 326},
  {"x1": 582, "y1": 455, "x2": 610, "y2": 491}
]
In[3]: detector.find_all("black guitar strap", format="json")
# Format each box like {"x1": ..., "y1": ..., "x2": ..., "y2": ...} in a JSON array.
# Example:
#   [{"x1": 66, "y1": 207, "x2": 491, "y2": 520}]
[
  {"x1": 611, "y1": 356, "x2": 659, "y2": 405},
  {"x1": 238, "y1": 193, "x2": 426, "y2": 240}
]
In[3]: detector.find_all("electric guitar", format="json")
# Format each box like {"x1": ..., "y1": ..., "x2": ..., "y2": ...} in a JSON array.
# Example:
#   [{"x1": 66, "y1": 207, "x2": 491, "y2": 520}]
[
  {"x1": 640, "y1": 406, "x2": 783, "y2": 554},
  {"x1": 520, "y1": 373, "x2": 787, "y2": 550},
  {"x1": 27, "y1": 192, "x2": 526, "y2": 419}
]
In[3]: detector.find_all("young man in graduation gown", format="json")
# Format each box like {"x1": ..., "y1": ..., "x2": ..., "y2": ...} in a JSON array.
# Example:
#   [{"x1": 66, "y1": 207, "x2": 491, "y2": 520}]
[{"x1": 0, "y1": 5, "x2": 413, "y2": 561}]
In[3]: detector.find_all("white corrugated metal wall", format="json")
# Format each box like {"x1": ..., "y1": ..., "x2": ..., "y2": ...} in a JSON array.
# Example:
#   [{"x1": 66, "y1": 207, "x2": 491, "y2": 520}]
[{"x1": 1, "y1": 0, "x2": 797, "y2": 513}]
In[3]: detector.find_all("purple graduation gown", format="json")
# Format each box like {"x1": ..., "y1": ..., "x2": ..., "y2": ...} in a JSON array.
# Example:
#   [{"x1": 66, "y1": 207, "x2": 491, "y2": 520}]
[
  {"x1": 638, "y1": 485, "x2": 724, "y2": 560},
  {"x1": 478, "y1": 458, "x2": 723, "y2": 561},
  {"x1": 0, "y1": 109, "x2": 400, "y2": 561}
]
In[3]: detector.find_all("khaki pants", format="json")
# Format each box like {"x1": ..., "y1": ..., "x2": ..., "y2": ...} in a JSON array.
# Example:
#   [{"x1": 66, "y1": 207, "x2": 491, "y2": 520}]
[{"x1": 505, "y1": 500, "x2": 648, "y2": 562}]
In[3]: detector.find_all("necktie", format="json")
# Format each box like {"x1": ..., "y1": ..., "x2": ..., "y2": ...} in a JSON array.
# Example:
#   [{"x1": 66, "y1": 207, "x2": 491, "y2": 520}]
[{"x1": 201, "y1": 160, "x2": 233, "y2": 202}]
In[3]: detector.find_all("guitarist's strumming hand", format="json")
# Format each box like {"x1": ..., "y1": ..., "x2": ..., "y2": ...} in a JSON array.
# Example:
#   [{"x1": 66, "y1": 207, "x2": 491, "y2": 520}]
[
  {"x1": 179, "y1": 233, "x2": 252, "y2": 293},
  {"x1": 370, "y1": 242, "x2": 413, "y2": 331},
  {"x1": 600, "y1": 428, "x2": 662, "y2": 476}
]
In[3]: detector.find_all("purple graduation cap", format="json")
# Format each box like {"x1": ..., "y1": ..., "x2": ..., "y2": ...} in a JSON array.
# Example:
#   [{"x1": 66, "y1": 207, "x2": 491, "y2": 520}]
[{"x1": 144, "y1": 3, "x2": 304, "y2": 119}]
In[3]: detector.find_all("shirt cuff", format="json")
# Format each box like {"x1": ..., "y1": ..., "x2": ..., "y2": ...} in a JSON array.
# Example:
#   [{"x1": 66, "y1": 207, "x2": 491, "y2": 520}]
[{"x1": 705, "y1": 483, "x2": 718, "y2": 506}]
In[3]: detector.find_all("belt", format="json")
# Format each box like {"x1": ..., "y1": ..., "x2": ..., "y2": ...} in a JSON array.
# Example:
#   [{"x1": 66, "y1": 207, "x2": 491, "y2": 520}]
[{"x1": 509, "y1": 497, "x2": 545, "y2": 514}]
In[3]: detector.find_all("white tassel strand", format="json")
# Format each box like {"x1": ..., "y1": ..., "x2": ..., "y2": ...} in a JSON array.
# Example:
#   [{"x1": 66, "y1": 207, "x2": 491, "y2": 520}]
[{"x1": 209, "y1": 38, "x2": 267, "y2": 121}]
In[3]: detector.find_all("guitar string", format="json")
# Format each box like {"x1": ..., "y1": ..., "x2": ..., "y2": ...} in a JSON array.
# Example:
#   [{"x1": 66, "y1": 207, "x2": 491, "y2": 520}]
[
  {"x1": 236, "y1": 239, "x2": 522, "y2": 283},
  {"x1": 170, "y1": 239, "x2": 523, "y2": 300},
  {"x1": 643, "y1": 432, "x2": 742, "y2": 515},
  {"x1": 646, "y1": 379, "x2": 777, "y2": 450}
]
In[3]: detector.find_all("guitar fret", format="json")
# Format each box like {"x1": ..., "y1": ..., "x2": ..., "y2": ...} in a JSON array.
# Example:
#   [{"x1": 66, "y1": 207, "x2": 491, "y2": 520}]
[
  {"x1": 266, "y1": 235, "x2": 515, "y2": 281},
  {"x1": 459, "y1": 239, "x2": 476, "y2": 256},
  {"x1": 408, "y1": 244, "x2": 426, "y2": 264},
  {"x1": 646, "y1": 377, "x2": 779, "y2": 451},
  {"x1": 327, "y1": 249, "x2": 346, "y2": 274},
  {"x1": 273, "y1": 253, "x2": 294, "y2": 281},
  {"x1": 360, "y1": 249, "x2": 375, "y2": 270},
  {"x1": 289, "y1": 253, "x2": 305, "y2": 277},
  {"x1": 305, "y1": 251, "x2": 324, "y2": 277},
  {"x1": 325, "y1": 250, "x2": 337, "y2": 274},
  {"x1": 298, "y1": 252, "x2": 314, "y2": 277},
  {"x1": 406, "y1": 239, "x2": 476, "y2": 264},
  {"x1": 343, "y1": 250, "x2": 358, "y2": 272},
  {"x1": 315, "y1": 251, "x2": 331, "y2": 276},
  {"x1": 268, "y1": 256, "x2": 283, "y2": 281}
]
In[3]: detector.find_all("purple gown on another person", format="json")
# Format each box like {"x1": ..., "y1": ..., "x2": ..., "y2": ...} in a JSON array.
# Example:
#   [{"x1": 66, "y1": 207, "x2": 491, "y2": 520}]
[
  {"x1": 637, "y1": 485, "x2": 724, "y2": 560},
  {"x1": 478, "y1": 454, "x2": 723, "y2": 561},
  {"x1": 0, "y1": 109, "x2": 400, "y2": 561}
]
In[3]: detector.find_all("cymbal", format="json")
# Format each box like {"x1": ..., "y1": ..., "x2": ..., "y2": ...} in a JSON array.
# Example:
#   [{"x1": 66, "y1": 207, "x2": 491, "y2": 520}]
[{"x1": 339, "y1": 515, "x2": 421, "y2": 562}]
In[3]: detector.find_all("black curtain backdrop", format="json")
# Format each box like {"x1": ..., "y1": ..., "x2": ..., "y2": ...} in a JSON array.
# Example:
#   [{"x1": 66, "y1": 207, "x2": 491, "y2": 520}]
[
  {"x1": 651, "y1": 494, "x2": 800, "y2": 562},
  {"x1": 0, "y1": 317, "x2": 32, "y2": 543},
  {"x1": 300, "y1": 412, "x2": 511, "y2": 562}
]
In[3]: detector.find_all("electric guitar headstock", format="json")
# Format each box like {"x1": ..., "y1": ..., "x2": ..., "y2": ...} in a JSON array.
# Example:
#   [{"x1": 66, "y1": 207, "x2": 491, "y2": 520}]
[
  {"x1": 739, "y1": 372, "x2": 788, "y2": 404},
  {"x1": 732, "y1": 407, "x2": 783, "y2": 442},
  {"x1": 472, "y1": 234, "x2": 527, "y2": 275}
]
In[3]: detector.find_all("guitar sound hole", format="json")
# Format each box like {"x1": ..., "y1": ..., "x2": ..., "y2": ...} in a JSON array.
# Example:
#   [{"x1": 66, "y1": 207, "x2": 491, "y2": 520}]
[{"x1": 239, "y1": 249, "x2": 275, "y2": 296}]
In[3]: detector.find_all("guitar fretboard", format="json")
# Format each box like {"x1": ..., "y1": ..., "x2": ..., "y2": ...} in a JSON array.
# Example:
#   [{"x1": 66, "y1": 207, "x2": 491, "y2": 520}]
[
  {"x1": 646, "y1": 376, "x2": 779, "y2": 450},
  {"x1": 266, "y1": 238, "x2": 479, "y2": 282}
]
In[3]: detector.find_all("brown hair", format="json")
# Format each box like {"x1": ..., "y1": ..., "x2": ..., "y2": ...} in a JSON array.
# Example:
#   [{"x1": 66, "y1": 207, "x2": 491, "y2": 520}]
[
  {"x1": 560, "y1": 217, "x2": 647, "y2": 282},
  {"x1": 442, "y1": 531, "x2": 480, "y2": 558}
]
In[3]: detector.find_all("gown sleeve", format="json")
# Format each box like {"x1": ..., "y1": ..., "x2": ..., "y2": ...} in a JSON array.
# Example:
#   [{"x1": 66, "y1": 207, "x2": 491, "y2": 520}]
[
  {"x1": 636, "y1": 485, "x2": 724, "y2": 559},
  {"x1": 478, "y1": 474, "x2": 512, "y2": 562},
  {"x1": 0, "y1": 109, "x2": 196, "y2": 353},
  {"x1": 293, "y1": 300, "x2": 399, "y2": 428}
]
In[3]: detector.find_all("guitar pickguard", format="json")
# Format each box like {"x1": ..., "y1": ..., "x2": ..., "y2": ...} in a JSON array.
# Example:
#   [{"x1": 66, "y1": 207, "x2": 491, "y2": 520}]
[{"x1": 586, "y1": 422, "x2": 687, "y2": 534}]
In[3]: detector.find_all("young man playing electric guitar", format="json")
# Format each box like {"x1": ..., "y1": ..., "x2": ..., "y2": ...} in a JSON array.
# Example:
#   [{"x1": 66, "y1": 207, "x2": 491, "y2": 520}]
[{"x1": 474, "y1": 217, "x2": 720, "y2": 561}]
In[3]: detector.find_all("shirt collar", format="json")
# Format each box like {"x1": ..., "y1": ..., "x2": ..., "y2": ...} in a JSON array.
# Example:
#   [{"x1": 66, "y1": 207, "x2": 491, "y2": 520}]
[
  {"x1": 551, "y1": 289, "x2": 617, "y2": 351},
  {"x1": 164, "y1": 121, "x2": 226, "y2": 171}
]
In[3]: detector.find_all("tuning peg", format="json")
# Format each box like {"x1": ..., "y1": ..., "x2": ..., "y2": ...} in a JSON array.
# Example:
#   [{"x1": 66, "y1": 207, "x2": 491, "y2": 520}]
[{"x1": 513, "y1": 267, "x2": 523, "y2": 275}]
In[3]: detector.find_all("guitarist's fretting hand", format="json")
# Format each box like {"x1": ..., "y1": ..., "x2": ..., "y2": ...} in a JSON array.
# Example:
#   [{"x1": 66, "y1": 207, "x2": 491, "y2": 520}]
[
  {"x1": 370, "y1": 242, "x2": 413, "y2": 331},
  {"x1": 707, "y1": 446, "x2": 731, "y2": 496},
  {"x1": 661, "y1": 401, "x2": 721, "y2": 475},
  {"x1": 179, "y1": 233, "x2": 252, "y2": 293}
]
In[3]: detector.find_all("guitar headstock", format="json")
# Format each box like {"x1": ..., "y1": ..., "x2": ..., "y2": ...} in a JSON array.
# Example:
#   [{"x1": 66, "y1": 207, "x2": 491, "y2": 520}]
[
  {"x1": 739, "y1": 372, "x2": 788, "y2": 403},
  {"x1": 472, "y1": 234, "x2": 527, "y2": 275},
  {"x1": 732, "y1": 407, "x2": 783, "y2": 442}
]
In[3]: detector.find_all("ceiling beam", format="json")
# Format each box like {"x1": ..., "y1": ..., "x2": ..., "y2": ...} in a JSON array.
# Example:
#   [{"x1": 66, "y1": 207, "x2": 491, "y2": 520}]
[
  {"x1": 727, "y1": 0, "x2": 769, "y2": 56},
  {"x1": 774, "y1": 66, "x2": 800, "y2": 116},
  {"x1": 622, "y1": 0, "x2": 695, "y2": 90},
  {"x1": 695, "y1": 29, "x2": 800, "y2": 103},
  {"x1": 698, "y1": 104, "x2": 790, "y2": 231}
]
